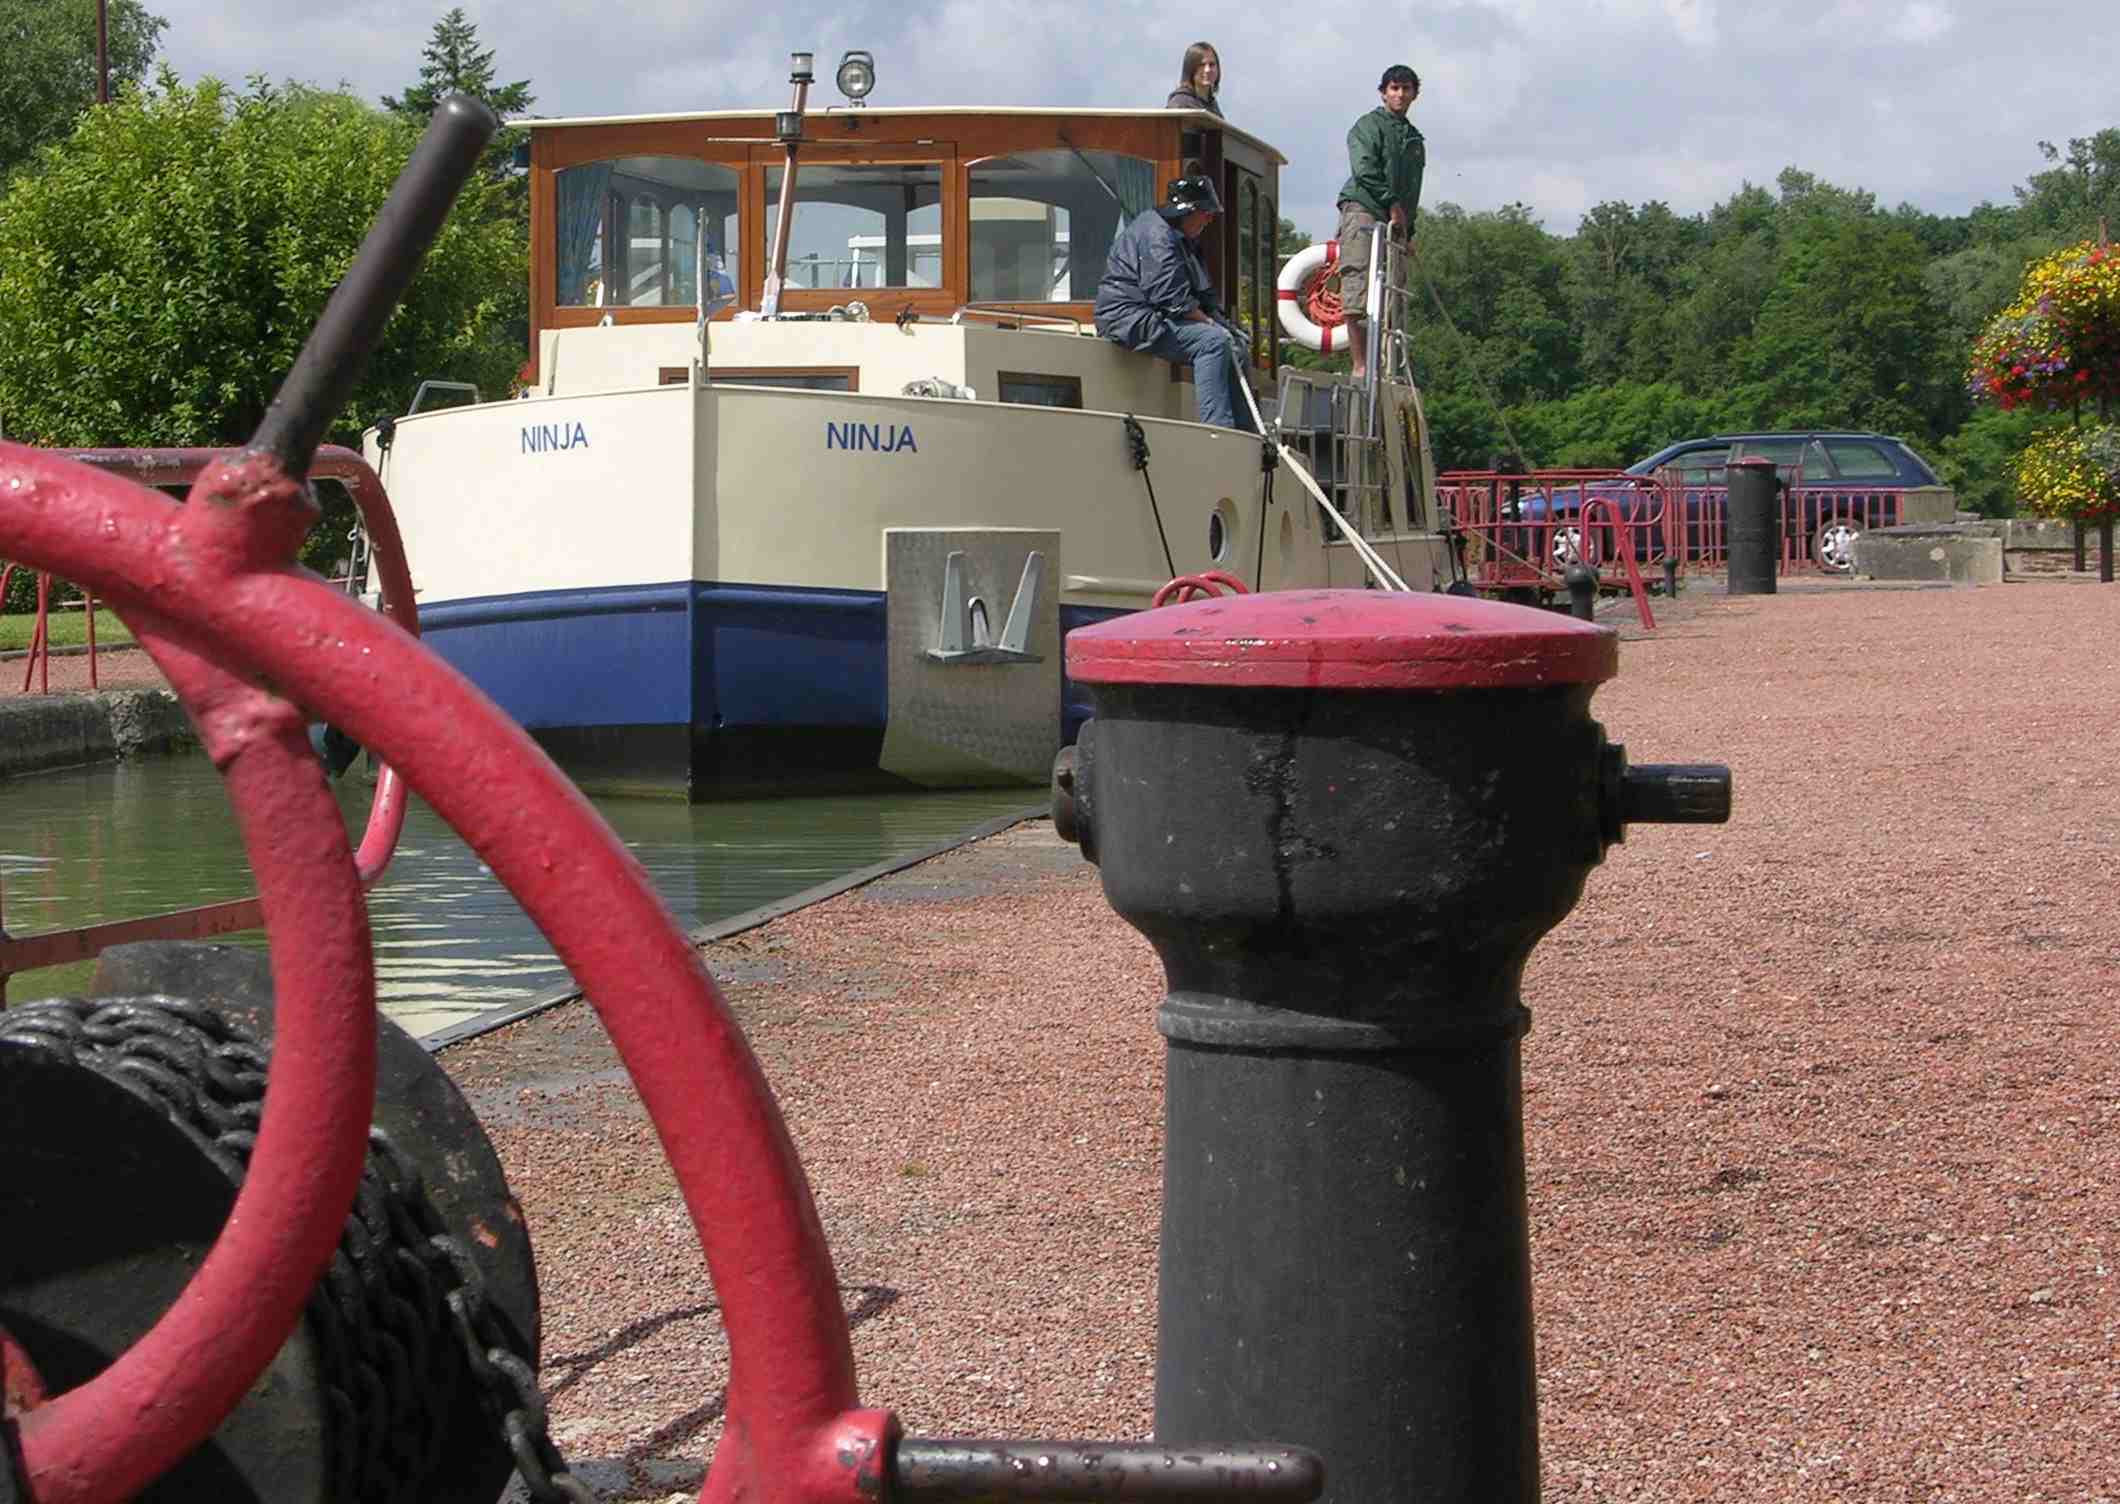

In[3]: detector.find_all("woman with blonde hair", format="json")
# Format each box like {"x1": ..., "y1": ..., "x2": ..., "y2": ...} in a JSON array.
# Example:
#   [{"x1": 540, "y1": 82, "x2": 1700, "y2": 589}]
[{"x1": 1165, "y1": 42, "x2": 1223, "y2": 116}]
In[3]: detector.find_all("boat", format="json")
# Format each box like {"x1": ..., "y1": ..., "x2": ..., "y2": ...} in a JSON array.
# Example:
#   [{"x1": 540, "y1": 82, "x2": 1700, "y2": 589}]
[{"x1": 364, "y1": 52, "x2": 1452, "y2": 799}]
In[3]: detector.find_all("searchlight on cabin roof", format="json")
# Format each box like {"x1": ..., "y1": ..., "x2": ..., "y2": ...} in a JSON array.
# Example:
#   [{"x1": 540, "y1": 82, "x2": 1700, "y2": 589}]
[{"x1": 836, "y1": 50, "x2": 876, "y2": 105}]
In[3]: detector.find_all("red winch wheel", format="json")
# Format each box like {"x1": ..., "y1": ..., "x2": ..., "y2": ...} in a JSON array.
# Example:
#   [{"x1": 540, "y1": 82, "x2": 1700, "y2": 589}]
[
  {"x1": 1152, "y1": 570, "x2": 1252, "y2": 608},
  {"x1": 0, "y1": 91, "x2": 876, "y2": 1504},
  {"x1": 0, "y1": 443, "x2": 878, "y2": 1504},
  {"x1": 0, "y1": 89, "x2": 1332, "y2": 1504}
]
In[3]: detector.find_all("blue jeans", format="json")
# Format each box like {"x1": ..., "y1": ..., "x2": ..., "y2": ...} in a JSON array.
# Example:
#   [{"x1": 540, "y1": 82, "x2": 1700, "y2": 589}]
[{"x1": 1146, "y1": 319, "x2": 1256, "y2": 431}]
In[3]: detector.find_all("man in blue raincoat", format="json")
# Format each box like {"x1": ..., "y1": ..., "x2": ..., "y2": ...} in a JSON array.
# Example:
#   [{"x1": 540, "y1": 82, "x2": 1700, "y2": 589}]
[{"x1": 1093, "y1": 175, "x2": 1254, "y2": 431}]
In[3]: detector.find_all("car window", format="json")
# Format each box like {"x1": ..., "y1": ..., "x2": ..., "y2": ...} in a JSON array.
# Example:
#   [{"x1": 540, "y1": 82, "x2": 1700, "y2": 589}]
[
  {"x1": 1824, "y1": 440, "x2": 1900, "y2": 480},
  {"x1": 1659, "y1": 442, "x2": 1728, "y2": 487},
  {"x1": 1801, "y1": 439, "x2": 1832, "y2": 481},
  {"x1": 1732, "y1": 437, "x2": 1806, "y2": 485},
  {"x1": 1894, "y1": 442, "x2": 1941, "y2": 484}
]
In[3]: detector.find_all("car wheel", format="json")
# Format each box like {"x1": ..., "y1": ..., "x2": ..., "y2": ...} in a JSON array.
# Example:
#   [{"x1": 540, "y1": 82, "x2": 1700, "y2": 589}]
[
  {"x1": 1814, "y1": 517, "x2": 1863, "y2": 575},
  {"x1": 1551, "y1": 524, "x2": 1597, "y2": 571}
]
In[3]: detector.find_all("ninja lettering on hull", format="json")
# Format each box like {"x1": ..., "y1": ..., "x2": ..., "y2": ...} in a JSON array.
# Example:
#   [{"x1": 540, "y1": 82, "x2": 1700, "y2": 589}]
[
  {"x1": 521, "y1": 421, "x2": 590, "y2": 453},
  {"x1": 825, "y1": 421, "x2": 918, "y2": 454}
]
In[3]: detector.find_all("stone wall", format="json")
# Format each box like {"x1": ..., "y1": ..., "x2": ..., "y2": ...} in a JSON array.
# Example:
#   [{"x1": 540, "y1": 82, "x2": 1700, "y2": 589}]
[{"x1": 0, "y1": 689, "x2": 195, "y2": 779}]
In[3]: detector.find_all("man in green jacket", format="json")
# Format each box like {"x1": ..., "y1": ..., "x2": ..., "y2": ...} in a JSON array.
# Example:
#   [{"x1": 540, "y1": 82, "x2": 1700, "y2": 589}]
[{"x1": 1336, "y1": 65, "x2": 1424, "y2": 380}]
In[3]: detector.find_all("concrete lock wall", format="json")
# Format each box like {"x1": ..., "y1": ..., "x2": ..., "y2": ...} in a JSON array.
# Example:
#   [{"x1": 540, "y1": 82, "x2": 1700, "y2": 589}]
[
  {"x1": 1995, "y1": 517, "x2": 2111, "y2": 576},
  {"x1": 1897, "y1": 486, "x2": 1959, "y2": 526},
  {"x1": 1853, "y1": 524, "x2": 2003, "y2": 585},
  {"x1": 0, "y1": 690, "x2": 195, "y2": 780}
]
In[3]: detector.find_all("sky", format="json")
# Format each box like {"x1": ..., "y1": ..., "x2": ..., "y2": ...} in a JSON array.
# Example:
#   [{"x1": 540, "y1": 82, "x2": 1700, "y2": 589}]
[{"x1": 147, "y1": 0, "x2": 2120, "y2": 241}]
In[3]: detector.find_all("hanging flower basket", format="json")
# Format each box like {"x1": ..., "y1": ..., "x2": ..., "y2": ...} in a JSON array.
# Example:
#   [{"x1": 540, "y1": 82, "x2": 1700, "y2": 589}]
[
  {"x1": 1968, "y1": 240, "x2": 2120, "y2": 412},
  {"x1": 2014, "y1": 423, "x2": 2120, "y2": 520}
]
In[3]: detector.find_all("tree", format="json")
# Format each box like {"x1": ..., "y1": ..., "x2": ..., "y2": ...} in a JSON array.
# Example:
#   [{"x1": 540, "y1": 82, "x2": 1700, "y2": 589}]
[
  {"x1": 383, "y1": 6, "x2": 534, "y2": 192},
  {"x1": 1733, "y1": 215, "x2": 1960, "y2": 439},
  {"x1": 1936, "y1": 407, "x2": 2061, "y2": 517},
  {"x1": 1399, "y1": 203, "x2": 1578, "y2": 411},
  {"x1": 0, "y1": 75, "x2": 527, "y2": 566},
  {"x1": 0, "y1": 0, "x2": 167, "y2": 180},
  {"x1": 2012, "y1": 131, "x2": 2120, "y2": 240},
  {"x1": 383, "y1": 7, "x2": 533, "y2": 119}
]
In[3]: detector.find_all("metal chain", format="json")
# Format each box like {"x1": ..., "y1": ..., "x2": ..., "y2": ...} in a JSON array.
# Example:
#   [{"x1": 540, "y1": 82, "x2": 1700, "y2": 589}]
[{"x1": 0, "y1": 997, "x2": 594, "y2": 1504}]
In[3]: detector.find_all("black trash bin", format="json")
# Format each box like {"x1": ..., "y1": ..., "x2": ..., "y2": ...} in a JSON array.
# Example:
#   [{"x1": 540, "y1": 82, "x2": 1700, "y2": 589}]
[{"x1": 1726, "y1": 456, "x2": 1779, "y2": 595}]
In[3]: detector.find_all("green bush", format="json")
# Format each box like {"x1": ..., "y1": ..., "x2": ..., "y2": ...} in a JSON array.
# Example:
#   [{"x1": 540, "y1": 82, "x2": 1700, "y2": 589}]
[
  {"x1": 0, "y1": 73, "x2": 524, "y2": 575},
  {"x1": 1937, "y1": 407, "x2": 2065, "y2": 517}
]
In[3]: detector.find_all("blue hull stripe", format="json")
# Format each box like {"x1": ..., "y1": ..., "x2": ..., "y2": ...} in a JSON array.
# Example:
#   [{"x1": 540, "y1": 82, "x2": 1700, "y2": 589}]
[{"x1": 414, "y1": 580, "x2": 1126, "y2": 762}]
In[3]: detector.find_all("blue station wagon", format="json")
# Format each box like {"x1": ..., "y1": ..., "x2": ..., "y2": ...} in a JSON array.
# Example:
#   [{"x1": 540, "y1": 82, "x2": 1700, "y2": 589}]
[{"x1": 1510, "y1": 431, "x2": 1942, "y2": 574}]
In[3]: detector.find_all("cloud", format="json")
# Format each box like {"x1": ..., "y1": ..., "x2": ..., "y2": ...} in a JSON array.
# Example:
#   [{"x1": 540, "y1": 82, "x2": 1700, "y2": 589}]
[
  {"x1": 1888, "y1": 3, "x2": 1956, "y2": 42},
  {"x1": 144, "y1": 0, "x2": 2117, "y2": 233}
]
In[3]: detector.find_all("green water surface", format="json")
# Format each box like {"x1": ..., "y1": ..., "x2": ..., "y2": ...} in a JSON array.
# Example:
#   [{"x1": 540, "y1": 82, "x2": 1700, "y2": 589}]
[{"x1": 0, "y1": 753, "x2": 1034, "y2": 1038}]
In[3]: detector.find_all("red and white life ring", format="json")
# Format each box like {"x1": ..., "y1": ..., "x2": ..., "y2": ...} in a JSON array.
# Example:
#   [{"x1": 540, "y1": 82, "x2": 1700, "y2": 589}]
[{"x1": 1276, "y1": 240, "x2": 1348, "y2": 353}]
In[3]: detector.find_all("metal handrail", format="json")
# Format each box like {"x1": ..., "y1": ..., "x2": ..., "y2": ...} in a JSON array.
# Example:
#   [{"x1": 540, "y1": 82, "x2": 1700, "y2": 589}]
[
  {"x1": 407, "y1": 379, "x2": 482, "y2": 414},
  {"x1": 949, "y1": 305, "x2": 1089, "y2": 334}
]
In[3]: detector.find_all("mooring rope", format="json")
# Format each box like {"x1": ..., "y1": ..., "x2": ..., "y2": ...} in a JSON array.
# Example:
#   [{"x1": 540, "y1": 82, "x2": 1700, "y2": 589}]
[{"x1": 1122, "y1": 414, "x2": 1178, "y2": 580}]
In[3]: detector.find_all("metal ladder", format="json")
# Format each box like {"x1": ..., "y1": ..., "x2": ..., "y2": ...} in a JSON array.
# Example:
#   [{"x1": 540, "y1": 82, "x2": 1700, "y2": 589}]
[{"x1": 1272, "y1": 226, "x2": 1415, "y2": 541}]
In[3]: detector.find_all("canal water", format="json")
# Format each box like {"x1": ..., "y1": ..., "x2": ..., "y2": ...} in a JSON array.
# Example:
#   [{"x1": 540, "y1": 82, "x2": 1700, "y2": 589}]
[{"x1": 0, "y1": 753, "x2": 1036, "y2": 1038}]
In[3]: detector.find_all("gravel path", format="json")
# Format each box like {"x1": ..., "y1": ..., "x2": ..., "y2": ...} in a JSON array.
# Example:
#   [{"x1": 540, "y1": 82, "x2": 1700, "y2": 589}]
[
  {"x1": 445, "y1": 577, "x2": 2117, "y2": 1502},
  {"x1": 0, "y1": 644, "x2": 167, "y2": 697}
]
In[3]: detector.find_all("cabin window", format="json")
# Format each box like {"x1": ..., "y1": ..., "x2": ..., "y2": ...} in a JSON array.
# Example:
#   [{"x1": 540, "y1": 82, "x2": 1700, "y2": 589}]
[
  {"x1": 556, "y1": 157, "x2": 739, "y2": 307},
  {"x1": 1232, "y1": 171, "x2": 1279, "y2": 369},
  {"x1": 764, "y1": 163, "x2": 944, "y2": 289},
  {"x1": 1259, "y1": 196, "x2": 1279, "y2": 369},
  {"x1": 966, "y1": 150, "x2": 1157, "y2": 302},
  {"x1": 659, "y1": 366, "x2": 859, "y2": 391},
  {"x1": 715, "y1": 367, "x2": 859, "y2": 391},
  {"x1": 997, "y1": 372, "x2": 1084, "y2": 409}
]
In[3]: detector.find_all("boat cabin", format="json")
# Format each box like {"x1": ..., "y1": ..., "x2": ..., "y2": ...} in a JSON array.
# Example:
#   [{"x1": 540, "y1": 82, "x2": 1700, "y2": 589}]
[{"x1": 524, "y1": 105, "x2": 1287, "y2": 385}]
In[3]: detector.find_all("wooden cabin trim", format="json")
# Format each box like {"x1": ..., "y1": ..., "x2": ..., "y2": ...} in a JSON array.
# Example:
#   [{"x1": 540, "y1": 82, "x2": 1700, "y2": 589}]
[
  {"x1": 521, "y1": 106, "x2": 1287, "y2": 167},
  {"x1": 523, "y1": 108, "x2": 1280, "y2": 384}
]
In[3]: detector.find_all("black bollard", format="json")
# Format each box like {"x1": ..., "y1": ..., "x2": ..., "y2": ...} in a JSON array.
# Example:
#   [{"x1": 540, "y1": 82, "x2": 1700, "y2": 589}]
[
  {"x1": 2074, "y1": 517, "x2": 2087, "y2": 573},
  {"x1": 1565, "y1": 563, "x2": 1597, "y2": 620},
  {"x1": 1726, "y1": 456, "x2": 1778, "y2": 594},
  {"x1": 1663, "y1": 556, "x2": 1680, "y2": 598},
  {"x1": 2102, "y1": 517, "x2": 2114, "y2": 584},
  {"x1": 1056, "y1": 591, "x2": 1731, "y2": 1504}
]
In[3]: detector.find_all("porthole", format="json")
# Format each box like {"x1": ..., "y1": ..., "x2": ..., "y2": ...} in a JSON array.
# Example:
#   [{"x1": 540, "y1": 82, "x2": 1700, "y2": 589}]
[{"x1": 1209, "y1": 498, "x2": 1239, "y2": 563}]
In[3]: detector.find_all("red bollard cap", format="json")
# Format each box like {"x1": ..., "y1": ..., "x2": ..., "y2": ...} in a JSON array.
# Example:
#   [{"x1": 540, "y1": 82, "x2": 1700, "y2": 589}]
[{"x1": 1067, "y1": 589, "x2": 1617, "y2": 691}]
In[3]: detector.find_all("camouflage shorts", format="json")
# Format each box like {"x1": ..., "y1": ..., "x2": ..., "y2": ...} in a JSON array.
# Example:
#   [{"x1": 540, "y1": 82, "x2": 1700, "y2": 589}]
[{"x1": 1335, "y1": 201, "x2": 1381, "y2": 310}]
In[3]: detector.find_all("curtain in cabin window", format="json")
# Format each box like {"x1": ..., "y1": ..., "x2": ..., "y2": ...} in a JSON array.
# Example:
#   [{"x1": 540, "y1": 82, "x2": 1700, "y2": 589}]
[
  {"x1": 1114, "y1": 157, "x2": 1157, "y2": 233},
  {"x1": 555, "y1": 163, "x2": 614, "y2": 305}
]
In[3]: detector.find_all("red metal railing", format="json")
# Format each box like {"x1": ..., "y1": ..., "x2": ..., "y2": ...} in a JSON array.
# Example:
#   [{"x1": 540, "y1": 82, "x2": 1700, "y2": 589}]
[
  {"x1": 1648, "y1": 480, "x2": 1913, "y2": 571},
  {"x1": 1441, "y1": 468, "x2": 1921, "y2": 582},
  {"x1": 0, "y1": 563, "x2": 101, "y2": 693},
  {"x1": 1438, "y1": 470, "x2": 1669, "y2": 622},
  {"x1": 0, "y1": 445, "x2": 412, "y2": 1002}
]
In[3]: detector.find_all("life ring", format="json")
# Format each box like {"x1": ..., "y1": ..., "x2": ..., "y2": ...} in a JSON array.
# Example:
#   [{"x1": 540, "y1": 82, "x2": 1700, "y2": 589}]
[{"x1": 1276, "y1": 241, "x2": 1347, "y2": 353}]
